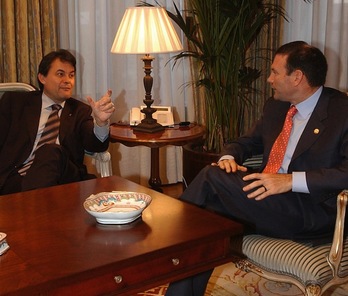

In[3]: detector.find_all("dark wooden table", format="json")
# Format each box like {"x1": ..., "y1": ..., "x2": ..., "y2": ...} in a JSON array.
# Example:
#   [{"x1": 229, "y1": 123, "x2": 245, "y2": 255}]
[
  {"x1": 110, "y1": 123, "x2": 205, "y2": 191},
  {"x1": 0, "y1": 175, "x2": 242, "y2": 296}
]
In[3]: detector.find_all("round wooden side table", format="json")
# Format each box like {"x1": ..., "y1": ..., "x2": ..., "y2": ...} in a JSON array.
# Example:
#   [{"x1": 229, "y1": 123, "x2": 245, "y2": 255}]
[{"x1": 110, "y1": 123, "x2": 205, "y2": 191}]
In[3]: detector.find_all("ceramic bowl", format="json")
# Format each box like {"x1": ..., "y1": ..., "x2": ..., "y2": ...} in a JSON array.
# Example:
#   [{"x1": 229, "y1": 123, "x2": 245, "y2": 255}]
[
  {"x1": 0, "y1": 232, "x2": 10, "y2": 256},
  {"x1": 84, "y1": 191, "x2": 152, "y2": 225}
]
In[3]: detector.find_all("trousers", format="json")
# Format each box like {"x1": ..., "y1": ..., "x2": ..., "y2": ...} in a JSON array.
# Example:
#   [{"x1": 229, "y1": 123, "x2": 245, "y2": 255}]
[
  {"x1": 1, "y1": 144, "x2": 82, "y2": 195},
  {"x1": 165, "y1": 165, "x2": 337, "y2": 295}
]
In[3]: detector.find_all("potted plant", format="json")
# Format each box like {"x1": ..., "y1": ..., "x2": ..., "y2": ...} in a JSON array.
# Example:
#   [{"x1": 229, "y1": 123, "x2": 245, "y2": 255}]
[{"x1": 142, "y1": 0, "x2": 286, "y2": 184}]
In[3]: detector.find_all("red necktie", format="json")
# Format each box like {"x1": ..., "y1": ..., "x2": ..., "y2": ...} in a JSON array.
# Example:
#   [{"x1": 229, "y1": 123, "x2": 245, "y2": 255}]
[
  {"x1": 263, "y1": 105, "x2": 297, "y2": 173},
  {"x1": 18, "y1": 104, "x2": 62, "y2": 176}
]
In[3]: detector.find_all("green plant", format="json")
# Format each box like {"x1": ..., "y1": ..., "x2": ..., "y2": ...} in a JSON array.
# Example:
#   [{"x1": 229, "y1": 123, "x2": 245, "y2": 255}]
[{"x1": 141, "y1": 0, "x2": 286, "y2": 153}]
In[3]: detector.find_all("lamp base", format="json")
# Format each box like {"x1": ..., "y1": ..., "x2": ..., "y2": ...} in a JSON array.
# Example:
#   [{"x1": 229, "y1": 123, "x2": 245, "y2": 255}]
[{"x1": 133, "y1": 121, "x2": 164, "y2": 133}]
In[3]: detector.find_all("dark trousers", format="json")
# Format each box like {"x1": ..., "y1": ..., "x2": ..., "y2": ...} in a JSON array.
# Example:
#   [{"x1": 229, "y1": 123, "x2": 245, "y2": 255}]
[
  {"x1": 165, "y1": 165, "x2": 337, "y2": 295},
  {"x1": 1, "y1": 144, "x2": 82, "y2": 195}
]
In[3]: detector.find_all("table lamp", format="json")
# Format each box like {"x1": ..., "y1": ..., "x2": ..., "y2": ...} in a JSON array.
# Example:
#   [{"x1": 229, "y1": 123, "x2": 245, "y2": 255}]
[{"x1": 111, "y1": 7, "x2": 183, "y2": 133}]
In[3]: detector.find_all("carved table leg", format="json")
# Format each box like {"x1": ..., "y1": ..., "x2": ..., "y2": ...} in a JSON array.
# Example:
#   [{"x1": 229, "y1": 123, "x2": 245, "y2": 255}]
[{"x1": 149, "y1": 147, "x2": 162, "y2": 192}]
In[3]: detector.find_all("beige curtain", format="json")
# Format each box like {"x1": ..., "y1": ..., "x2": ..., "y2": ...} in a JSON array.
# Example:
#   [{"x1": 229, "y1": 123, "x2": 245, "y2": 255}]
[{"x1": 0, "y1": 0, "x2": 58, "y2": 87}]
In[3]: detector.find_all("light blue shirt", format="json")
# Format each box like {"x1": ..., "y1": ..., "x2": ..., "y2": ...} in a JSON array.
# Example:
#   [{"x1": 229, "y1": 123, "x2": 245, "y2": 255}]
[{"x1": 282, "y1": 86, "x2": 322, "y2": 193}]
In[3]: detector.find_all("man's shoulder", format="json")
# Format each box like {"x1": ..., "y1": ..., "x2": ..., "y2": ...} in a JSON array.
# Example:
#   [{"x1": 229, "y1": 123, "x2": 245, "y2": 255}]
[
  {"x1": 322, "y1": 87, "x2": 348, "y2": 101},
  {"x1": 0, "y1": 90, "x2": 41, "y2": 105},
  {"x1": 263, "y1": 97, "x2": 290, "y2": 113}
]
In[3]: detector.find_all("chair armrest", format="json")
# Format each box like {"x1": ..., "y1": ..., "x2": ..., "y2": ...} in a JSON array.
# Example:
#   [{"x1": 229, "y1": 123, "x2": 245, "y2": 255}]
[
  {"x1": 86, "y1": 151, "x2": 112, "y2": 177},
  {"x1": 327, "y1": 189, "x2": 348, "y2": 275}
]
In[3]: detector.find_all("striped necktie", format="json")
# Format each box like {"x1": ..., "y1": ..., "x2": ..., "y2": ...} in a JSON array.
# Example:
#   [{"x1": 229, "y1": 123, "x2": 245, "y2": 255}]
[
  {"x1": 263, "y1": 105, "x2": 297, "y2": 173},
  {"x1": 18, "y1": 104, "x2": 62, "y2": 176}
]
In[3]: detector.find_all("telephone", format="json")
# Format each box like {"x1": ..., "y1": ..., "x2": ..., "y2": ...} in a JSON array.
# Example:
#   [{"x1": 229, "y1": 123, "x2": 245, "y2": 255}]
[{"x1": 130, "y1": 105, "x2": 174, "y2": 127}]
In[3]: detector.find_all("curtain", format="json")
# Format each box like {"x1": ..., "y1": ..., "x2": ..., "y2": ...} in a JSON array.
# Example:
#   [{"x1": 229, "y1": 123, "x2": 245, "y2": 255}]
[
  {"x1": 283, "y1": 0, "x2": 348, "y2": 92},
  {"x1": 0, "y1": 0, "x2": 58, "y2": 86},
  {"x1": 58, "y1": 0, "x2": 192, "y2": 186}
]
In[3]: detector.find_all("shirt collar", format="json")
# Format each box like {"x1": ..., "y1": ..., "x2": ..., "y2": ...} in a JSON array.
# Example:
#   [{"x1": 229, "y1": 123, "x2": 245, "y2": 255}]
[
  {"x1": 41, "y1": 93, "x2": 65, "y2": 110},
  {"x1": 294, "y1": 86, "x2": 323, "y2": 119}
]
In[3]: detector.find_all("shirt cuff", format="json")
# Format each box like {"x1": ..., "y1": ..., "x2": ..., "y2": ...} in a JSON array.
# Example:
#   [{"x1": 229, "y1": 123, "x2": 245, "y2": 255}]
[
  {"x1": 292, "y1": 171, "x2": 310, "y2": 193},
  {"x1": 218, "y1": 155, "x2": 234, "y2": 162},
  {"x1": 94, "y1": 121, "x2": 109, "y2": 142}
]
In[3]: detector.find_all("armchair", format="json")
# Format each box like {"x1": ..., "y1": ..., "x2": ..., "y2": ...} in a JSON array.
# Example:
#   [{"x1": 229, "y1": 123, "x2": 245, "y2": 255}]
[
  {"x1": 0, "y1": 82, "x2": 112, "y2": 178},
  {"x1": 232, "y1": 190, "x2": 348, "y2": 296}
]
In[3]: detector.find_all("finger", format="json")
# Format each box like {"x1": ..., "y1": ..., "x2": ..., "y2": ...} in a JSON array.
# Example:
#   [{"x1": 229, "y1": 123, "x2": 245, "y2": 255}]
[
  {"x1": 238, "y1": 165, "x2": 248, "y2": 172},
  {"x1": 243, "y1": 173, "x2": 261, "y2": 181},
  {"x1": 86, "y1": 96, "x2": 95, "y2": 107},
  {"x1": 245, "y1": 185, "x2": 268, "y2": 200}
]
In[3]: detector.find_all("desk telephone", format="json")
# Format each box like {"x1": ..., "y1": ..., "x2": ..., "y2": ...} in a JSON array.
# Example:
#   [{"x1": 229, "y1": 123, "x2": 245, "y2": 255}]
[{"x1": 130, "y1": 105, "x2": 174, "y2": 127}]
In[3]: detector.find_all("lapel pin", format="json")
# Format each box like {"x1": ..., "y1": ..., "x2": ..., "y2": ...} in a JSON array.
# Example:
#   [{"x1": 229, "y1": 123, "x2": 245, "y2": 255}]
[{"x1": 314, "y1": 128, "x2": 319, "y2": 134}]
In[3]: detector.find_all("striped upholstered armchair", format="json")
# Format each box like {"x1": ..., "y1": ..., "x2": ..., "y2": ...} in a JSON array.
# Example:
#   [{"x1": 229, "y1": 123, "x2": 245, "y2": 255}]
[{"x1": 232, "y1": 189, "x2": 348, "y2": 296}]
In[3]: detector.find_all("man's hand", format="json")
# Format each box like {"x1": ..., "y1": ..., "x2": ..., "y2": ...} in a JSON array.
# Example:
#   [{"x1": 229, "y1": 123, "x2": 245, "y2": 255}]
[
  {"x1": 211, "y1": 159, "x2": 247, "y2": 173},
  {"x1": 87, "y1": 89, "x2": 114, "y2": 126},
  {"x1": 242, "y1": 173, "x2": 292, "y2": 200}
]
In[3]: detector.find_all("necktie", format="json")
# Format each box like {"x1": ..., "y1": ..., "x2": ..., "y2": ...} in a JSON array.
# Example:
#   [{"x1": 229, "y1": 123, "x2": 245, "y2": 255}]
[
  {"x1": 19, "y1": 104, "x2": 62, "y2": 176},
  {"x1": 263, "y1": 105, "x2": 297, "y2": 173}
]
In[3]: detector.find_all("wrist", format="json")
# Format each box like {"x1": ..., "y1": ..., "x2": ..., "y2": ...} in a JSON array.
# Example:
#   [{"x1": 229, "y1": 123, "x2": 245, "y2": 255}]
[{"x1": 94, "y1": 119, "x2": 110, "y2": 127}]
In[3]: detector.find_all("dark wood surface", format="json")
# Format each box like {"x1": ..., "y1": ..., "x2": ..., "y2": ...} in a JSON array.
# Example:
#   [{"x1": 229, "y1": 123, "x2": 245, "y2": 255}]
[
  {"x1": 110, "y1": 123, "x2": 205, "y2": 148},
  {"x1": 0, "y1": 176, "x2": 242, "y2": 296},
  {"x1": 109, "y1": 124, "x2": 205, "y2": 191}
]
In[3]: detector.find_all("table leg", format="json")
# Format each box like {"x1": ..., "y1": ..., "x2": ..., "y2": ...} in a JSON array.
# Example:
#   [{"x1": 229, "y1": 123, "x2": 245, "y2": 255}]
[{"x1": 149, "y1": 147, "x2": 162, "y2": 192}]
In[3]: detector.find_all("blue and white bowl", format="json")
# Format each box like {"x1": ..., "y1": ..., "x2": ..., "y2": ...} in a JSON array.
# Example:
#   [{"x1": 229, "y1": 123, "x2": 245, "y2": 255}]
[{"x1": 84, "y1": 191, "x2": 152, "y2": 224}]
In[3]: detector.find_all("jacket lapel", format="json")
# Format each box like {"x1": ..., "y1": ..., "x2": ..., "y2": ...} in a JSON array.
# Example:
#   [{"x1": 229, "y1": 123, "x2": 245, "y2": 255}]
[
  {"x1": 291, "y1": 91, "x2": 328, "y2": 161},
  {"x1": 59, "y1": 98, "x2": 75, "y2": 143},
  {"x1": 25, "y1": 92, "x2": 42, "y2": 145}
]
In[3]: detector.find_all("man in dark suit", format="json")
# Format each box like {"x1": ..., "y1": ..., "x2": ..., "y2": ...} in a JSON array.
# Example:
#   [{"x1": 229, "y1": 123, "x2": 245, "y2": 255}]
[
  {"x1": 0, "y1": 49, "x2": 115, "y2": 195},
  {"x1": 166, "y1": 41, "x2": 348, "y2": 295}
]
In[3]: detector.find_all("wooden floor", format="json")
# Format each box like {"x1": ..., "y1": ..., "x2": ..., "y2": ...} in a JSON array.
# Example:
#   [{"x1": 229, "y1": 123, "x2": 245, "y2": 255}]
[{"x1": 161, "y1": 182, "x2": 184, "y2": 199}]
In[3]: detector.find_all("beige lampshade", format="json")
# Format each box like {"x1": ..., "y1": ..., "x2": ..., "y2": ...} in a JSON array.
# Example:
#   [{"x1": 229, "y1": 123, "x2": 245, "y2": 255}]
[{"x1": 111, "y1": 7, "x2": 183, "y2": 54}]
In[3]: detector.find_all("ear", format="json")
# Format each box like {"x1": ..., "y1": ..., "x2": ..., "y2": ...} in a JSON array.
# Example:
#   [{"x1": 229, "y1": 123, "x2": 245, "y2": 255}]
[
  {"x1": 38, "y1": 73, "x2": 46, "y2": 85},
  {"x1": 293, "y1": 69, "x2": 304, "y2": 86}
]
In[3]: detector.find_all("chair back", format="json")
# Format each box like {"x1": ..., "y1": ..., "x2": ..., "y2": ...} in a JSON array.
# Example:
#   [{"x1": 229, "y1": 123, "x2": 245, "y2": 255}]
[{"x1": 0, "y1": 82, "x2": 37, "y2": 99}]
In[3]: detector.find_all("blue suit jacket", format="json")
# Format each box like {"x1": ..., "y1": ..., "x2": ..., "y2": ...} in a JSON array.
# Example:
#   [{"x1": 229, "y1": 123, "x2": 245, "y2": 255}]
[{"x1": 222, "y1": 87, "x2": 348, "y2": 203}]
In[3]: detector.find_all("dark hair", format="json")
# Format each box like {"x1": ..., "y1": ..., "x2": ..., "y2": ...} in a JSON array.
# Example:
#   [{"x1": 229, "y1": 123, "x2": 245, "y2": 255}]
[
  {"x1": 37, "y1": 49, "x2": 76, "y2": 91},
  {"x1": 275, "y1": 41, "x2": 328, "y2": 87}
]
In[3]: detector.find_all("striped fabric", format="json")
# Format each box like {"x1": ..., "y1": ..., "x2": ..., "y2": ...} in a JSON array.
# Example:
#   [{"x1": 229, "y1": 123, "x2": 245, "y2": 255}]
[
  {"x1": 242, "y1": 155, "x2": 263, "y2": 170},
  {"x1": 235, "y1": 234, "x2": 348, "y2": 287}
]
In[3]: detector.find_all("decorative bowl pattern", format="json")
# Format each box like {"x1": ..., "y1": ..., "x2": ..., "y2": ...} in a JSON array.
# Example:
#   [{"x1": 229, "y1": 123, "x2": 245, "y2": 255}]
[{"x1": 84, "y1": 191, "x2": 152, "y2": 224}]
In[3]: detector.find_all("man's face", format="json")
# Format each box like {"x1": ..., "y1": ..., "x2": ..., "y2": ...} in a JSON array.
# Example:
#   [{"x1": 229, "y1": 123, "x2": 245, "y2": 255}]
[
  {"x1": 38, "y1": 58, "x2": 75, "y2": 103},
  {"x1": 267, "y1": 54, "x2": 296, "y2": 102}
]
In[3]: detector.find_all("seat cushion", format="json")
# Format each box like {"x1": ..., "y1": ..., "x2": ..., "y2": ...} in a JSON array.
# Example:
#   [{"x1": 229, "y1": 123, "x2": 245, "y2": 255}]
[{"x1": 235, "y1": 234, "x2": 348, "y2": 287}]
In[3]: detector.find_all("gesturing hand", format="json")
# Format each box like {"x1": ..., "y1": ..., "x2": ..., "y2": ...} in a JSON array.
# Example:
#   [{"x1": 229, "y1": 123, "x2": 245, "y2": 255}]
[{"x1": 87, "y1": 89, "x2": 115, "y2": 126}]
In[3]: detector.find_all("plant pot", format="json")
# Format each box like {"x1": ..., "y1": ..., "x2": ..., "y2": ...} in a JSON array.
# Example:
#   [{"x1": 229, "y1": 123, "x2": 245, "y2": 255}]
[{"x1": 182, "y1": 143, "x2": 219, "y2": 187}]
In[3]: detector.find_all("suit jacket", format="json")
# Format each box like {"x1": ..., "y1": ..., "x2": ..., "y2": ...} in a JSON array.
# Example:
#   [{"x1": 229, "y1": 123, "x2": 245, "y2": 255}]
[
  {"x1": 221, "y1": 87, "x2": 348, "y2": 203},
  {"x1": 0, "y1": 91, "x2": 109, "y2": 189}
]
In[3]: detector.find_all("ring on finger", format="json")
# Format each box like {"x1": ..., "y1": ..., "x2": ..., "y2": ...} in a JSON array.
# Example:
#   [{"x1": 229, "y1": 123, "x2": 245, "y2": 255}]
[{"x1": 262, "y1": 185, "x2": 267, "y2": 192}]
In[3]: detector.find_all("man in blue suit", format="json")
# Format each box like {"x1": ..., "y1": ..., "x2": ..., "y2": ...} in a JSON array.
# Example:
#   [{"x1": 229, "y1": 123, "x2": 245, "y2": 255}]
[
  {"x1": 0, "y1": 49, "x2": 115, "y2": 195},
  {"x1": 166, "y1": 41, "x2": 348, "y2": 295}
]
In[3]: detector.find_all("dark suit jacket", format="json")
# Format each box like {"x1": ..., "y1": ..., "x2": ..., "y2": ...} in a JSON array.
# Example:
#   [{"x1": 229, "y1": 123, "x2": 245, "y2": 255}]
[
  {"x1": 221, "y1": 87, "x2": 348, "y2": 203},
  {"x1": 0, "y1": 91, "x2": 109, "y2": 189}
]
